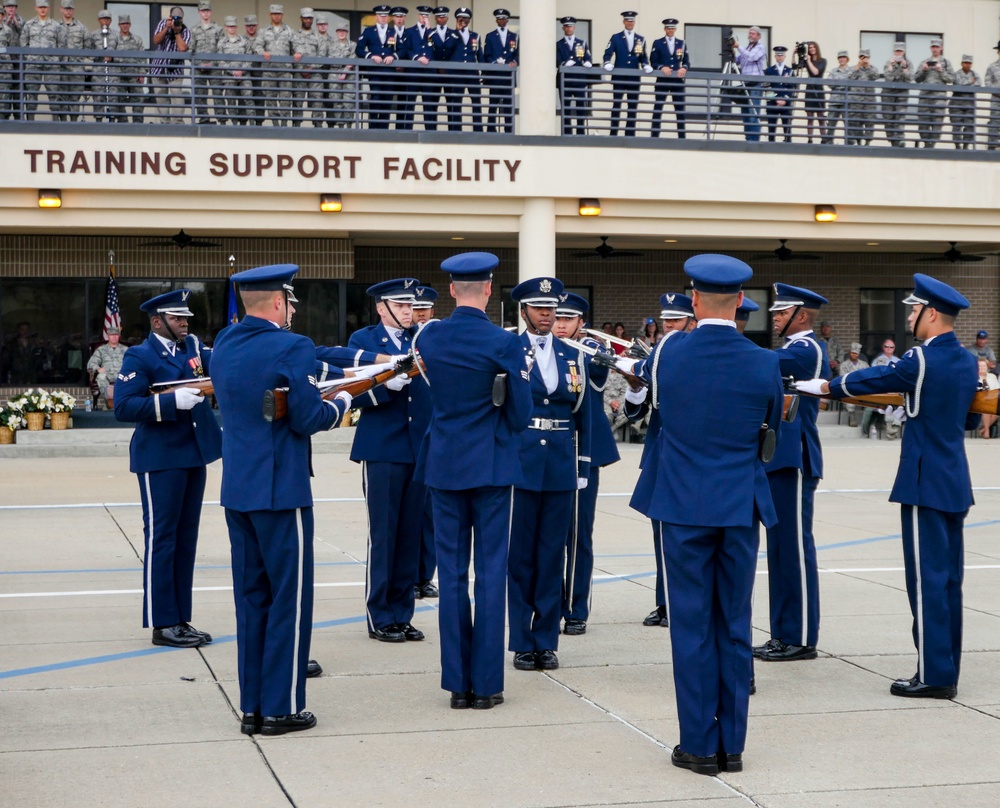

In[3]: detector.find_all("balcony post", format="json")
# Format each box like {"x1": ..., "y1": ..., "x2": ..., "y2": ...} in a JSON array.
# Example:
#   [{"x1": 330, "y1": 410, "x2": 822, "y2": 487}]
[{"x1": 518, "y1": 0, "x2": 558, "y2": 136}]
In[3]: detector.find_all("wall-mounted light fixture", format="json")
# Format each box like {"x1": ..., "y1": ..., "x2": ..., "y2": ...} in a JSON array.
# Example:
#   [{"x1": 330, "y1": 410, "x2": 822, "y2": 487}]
[
  {"x1": 814, "y1": 204, "x2": 837, "y2": 223},
  {"x1": 38, "y1": 189, "x2": 62, "y2": 209},
  {"x1": 319, "y1": 193, "x2": 343, "y2": 212},
  {"x1": 578, "y1": 198, "x2": 601, "y2": 216}
]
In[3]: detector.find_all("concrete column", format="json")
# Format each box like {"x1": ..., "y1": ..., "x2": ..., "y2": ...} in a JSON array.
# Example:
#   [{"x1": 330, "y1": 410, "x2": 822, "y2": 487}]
[
  {"x1": 519, "y1": 197, "x2": 556, "y2": 284},
  {"x1": 518, "y1": 0, "x2": 558, "y2": 136}
]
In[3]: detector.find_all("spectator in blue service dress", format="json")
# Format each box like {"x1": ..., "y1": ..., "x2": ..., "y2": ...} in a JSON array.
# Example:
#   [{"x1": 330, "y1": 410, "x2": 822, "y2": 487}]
[
  {"x1": 796, "y1": 274, "x2": 978, "y2": 700},
  {"x1": 556, "y1": 16, "x2": 593, "y2": 135},
  {"x1": 348, "y1": 277, "x2": 431, "y2": 644},
  {"x1": 443, "y1": 6, "x2": 483, "y2": 132},
  {"x1": 483, "y1": 8, "x2": 517, "y2": 133},
  {"x1": 622, "y1": 255, "x2": 784, "y2": 775},
  {"x1": 114, "y1": 289, "x2": 222, "y2": 650},
  {"x1": 412, "y1": 252, "x2": 532, "y2": 709},
  {"x1": 650, "y1": 18, "x2": 689, "y2": 138},
  {"x1": 603, "y1": 10, "x2": 652, "y2": 136},
  {"x1": 508, "y1": 276, "x2": 591, "y2": 673},
  {"x1": 357, "y1": 4, "x2": 398, "y2": 130},
  {"x1": 211, "y1": 265, "x2": 353, "y2": 736}
]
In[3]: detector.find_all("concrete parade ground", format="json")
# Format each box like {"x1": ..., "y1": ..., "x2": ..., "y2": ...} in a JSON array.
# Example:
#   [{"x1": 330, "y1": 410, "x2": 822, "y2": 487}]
[{"x1": 2, "y1": 428, "x2": 1000, "y2": 807}]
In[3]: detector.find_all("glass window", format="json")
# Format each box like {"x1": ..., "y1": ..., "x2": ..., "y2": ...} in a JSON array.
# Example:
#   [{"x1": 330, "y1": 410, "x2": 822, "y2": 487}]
[
  {"x1": 108, "y1": 3, "x2": 153, "y2": 44},
  {"x1": 860, "y1": 288, "x2": 912, "y2": 359},
  {"x1": 289, "y1": 281, "x2": 341, "y2": 348},
  {"x1": 860, "y1": 31, "x2": 941, "y2": 75},
  {"x1": 2, "y1": 281, "x2": 87, "y2": 386},
  {"x1": 685, "y1": 24, "x2": 771, "y2": 71},
  {"x1": 314, "y1": 9, "x2": 355, "y2": 37}
]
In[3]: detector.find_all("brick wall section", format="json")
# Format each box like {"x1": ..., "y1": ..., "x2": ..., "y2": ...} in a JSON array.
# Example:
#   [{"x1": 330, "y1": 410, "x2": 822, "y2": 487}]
[{"x1": 355, "y1": 247, "x2": 1000, "y2": 350}]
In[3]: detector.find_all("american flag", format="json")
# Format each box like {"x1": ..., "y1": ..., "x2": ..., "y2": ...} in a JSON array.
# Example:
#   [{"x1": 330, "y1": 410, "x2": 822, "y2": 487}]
[{"x1": 103, "y1": 270, "x2": 121, "y2": 340}]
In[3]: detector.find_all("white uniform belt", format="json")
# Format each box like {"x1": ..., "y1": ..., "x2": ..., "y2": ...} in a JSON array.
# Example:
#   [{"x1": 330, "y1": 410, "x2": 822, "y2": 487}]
[{"x1": 528, "y1": 417, "x2": 570, "y2": 431}]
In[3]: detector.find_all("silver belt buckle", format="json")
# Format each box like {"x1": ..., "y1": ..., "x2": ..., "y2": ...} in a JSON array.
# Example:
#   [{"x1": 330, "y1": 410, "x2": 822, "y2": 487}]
[{"x1": 539, "y1": 418, "x2": 554, "y2": 430}]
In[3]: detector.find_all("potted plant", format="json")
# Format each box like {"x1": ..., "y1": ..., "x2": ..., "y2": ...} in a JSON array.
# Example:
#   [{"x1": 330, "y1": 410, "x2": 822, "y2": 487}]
[
  {"x1": 0, "y1": 400, "x2": 23, "y2": 444},
  {"x1": 49, "y1": 391, "x2": 77, "y2": 430},
  {"x1": 14, "y1": 388, "x2": 54, "y2": 430}
]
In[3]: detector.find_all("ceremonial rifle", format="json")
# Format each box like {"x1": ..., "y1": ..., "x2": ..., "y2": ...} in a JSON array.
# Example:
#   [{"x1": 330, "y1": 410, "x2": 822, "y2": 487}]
[{"x1": 788, "y1": 380, "x2": 1000, "y2": 417}]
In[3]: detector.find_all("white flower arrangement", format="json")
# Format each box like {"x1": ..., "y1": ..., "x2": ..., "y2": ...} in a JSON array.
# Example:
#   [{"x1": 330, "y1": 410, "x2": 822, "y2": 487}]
[
  {"x1": 49, "y1": 390, "x2": 77, "y2": 413},
  {"x1": 1, "y1": 402, "x2": 24, "y2": 431},
  {"x1": 12, "y1": 388, "x2": 53, "y2": 414}
]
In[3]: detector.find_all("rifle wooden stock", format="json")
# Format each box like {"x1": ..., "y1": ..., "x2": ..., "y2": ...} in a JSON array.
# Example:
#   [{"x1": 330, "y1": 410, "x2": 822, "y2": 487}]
[
  {"x1": 263, "y1": 359, "x2": 426, "y2": 423},
  {"x1": 148, "y1": 378, "x2": 214, "y2": 397},
  {"x1": 803, "y1": 388, "x2": 998, "y2": 417},
  {"x1": 783, "y1": 394, "x2": 799, "y2": 422}
]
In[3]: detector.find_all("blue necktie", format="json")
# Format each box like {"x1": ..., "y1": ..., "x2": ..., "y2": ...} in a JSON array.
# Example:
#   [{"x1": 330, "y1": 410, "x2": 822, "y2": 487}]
[{"x1": 537, "y1": 338, "x2": 547, "y2": 351}]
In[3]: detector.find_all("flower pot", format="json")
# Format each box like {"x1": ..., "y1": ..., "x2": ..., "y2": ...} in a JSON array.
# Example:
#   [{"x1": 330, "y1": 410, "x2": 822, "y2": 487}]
[
  {"x1": 50, "y1": 411, "x2": 70, "y2": 430},
  {"x1": 0, "y1": 428, "x2": 14, "y2": 445},
  {"x1": 25, "y1": 412, "x2": 46, "y2": 431}
]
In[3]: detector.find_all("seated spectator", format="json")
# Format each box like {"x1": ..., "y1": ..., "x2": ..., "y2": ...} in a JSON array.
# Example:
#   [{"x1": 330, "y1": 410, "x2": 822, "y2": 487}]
[
  {"x1": 977, "y1": 358, "x2": 999, "y2": 438},
  {"x1": 818, "y1": 320, "x2": 843, "y2": 375},
  {"x1": 839, "y1": 342, "x2": 869, "y2": 428},
  {"x1": 86, "y1": 327, "x2": 128, "y2": 409},
  {"x1": 604, "y1": 369, "x2": 630, "y2": 433},
  {"x1": 872, "y1": 339, "x2": 900, "y2": 367},
  {"x1": 968, "y1": 330, "x2": 997, "y2": 371},
  {"x1": 639, "y1": 318, "x2": 659, "y2": 348}
]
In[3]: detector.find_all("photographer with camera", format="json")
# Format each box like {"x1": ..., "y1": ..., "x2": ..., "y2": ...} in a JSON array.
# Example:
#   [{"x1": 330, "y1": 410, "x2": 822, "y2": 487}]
[
  {"x1": 799, "y1": 42, "x2": 826, "y2": 143},
  {"x1": 730, "y1": 25, "x2": 766, "y2": 141},
  {"x1": 915, "y1": 38, "x2": 955, "y2": 147},
  {"x1": 881, "y1": 43, "x2": 913, "y2": 147},
  {"x1": 151, "y1": 6, "x2": 191, "y2": 124}
]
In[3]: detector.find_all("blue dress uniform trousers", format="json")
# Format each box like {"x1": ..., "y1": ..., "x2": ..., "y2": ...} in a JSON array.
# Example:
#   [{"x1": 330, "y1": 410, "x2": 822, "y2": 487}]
[
  {"x1": 563, "y1": 466, "x2": 597, "y2": 622},
  {"x1": 765, "y1": 468, "x2": 820, "y2": 647},
  {"x1": 483, "y1": 29, "x2": 517, "y2": 133},
  {"x1": 557, "y1": 37, "x2": 594, "y2": 135},
  {"x1": 443, "y1": 29, "x2": 483, "y2": 132},
  {"x1": 357, "y1": 26, "x2": 398, "y2": 129},
  {"x1": 900, "y1": 505, "x2": 965, "y2": 687},
  {"x1": 424, "y1": 28, "x2": 453, "y2": 130},
  {"x1": 432, "y1": 486, "x2": 512, "y2": 696},
  {"x1": 363, "y1": 461, "x2": 423, "y2": 631},
  {"x1": 225, "y1": 507, "x2": 314, "y2": 716},
  {"x1": 603, "y1": 32, "x2": 649, "y2": 137},
  {"x1": 416, "y1": 496, "x2": 436, "y2": 584},
  {"x1": 138, "y1": 466, "x2": 207, "y2": 628},
  {"x1": 650, "y1": 37, "x2": 689, "y2": 138},
  {"x1": 663, "y1": 521, "x2": 759, "y2": 757}
]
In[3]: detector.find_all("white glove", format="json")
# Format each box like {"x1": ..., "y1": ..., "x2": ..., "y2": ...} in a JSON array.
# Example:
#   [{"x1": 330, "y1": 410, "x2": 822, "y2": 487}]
[
  {"x1": 334, "y1": 390, "x2": 353, "y2": 410},
  {"x1": 174, "y1": 388, "x2": 203, "y2": 411},
  {"x1": 603, "y1": 62, "x2": 613, "y2": 71},
  {"x1": 793, "y1": 379, "x2": 828, "y2": 396},
  {"x1": 577, "y1": 477, "x2": 589, "y2": 490},
  {"x1": 625, "y1": 386, "x2": 648, "y2": 405},
  {"x1": 583, "y1": 61, "x2": 593, "y2": 68},
  {"x1": 390, "y1": 354, "x2": 409, "y2": 364},
  {"x1": 643, "y1": 65, "x2": 653, "y2": 74},
  {"x1": 386, "y1": 374, "x2": 412, "y2": 391},
  {"x1": 565, "y1": 59, "x2": 576, "y2": 66},
  {"x1": 616, "y1": 357, "x2": 639, "y2": 375}
]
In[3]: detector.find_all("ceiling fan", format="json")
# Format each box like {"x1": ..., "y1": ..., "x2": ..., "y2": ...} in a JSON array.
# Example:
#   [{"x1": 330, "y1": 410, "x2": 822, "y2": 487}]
[
  {"x1": 137, "y1": 229, "x2": 221, "y2": 249},
  {"x1": 752, "y1": 239, "x2": 822, "y2": 262},
  {"x1": 570, "y1": 236, "x2": 644, "y2": 260},
  {"x1": 916, "y1": 242, "x2": 989, "y2": 263}
]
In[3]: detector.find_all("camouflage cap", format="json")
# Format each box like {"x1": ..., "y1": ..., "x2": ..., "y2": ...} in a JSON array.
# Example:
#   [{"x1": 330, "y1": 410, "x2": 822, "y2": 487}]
[
  {"x1": 859, "y1": 49, "x2": 870, "y2": 57},
  {"x1": 962, "y1": 54, "x2": 973, "y2": 63},
  {"x1": 60, "y1": 0, "x2": 74, "y2": 8},
  {"x1": 98, "y1": 8, "x2": 111, "y2": 17},
  {"x1": 35, "y1": 0, "x2": 50, "y2": 7},
  {"x1": 244, "y1": 14, "x2": 258, "y2": 24},
  {"x1": 117, "y1": 13, "x2": 129, "y2": 22},
  {"x1": 106, "y1": 326, "x2": 122, "y2": 335},
  {"x1": 315, "y1": 13, "x2": 328, "y2": 23},
  {"x1": 197, "y1": 0, "x2": 211, "y2": 9},
  {"x1": 930, "y1": 38, "x2": 943, "y2": 47},
  {"x1": 300, "y1": 7, "x2": 314, "y2": 16},
  {"x1": 2, "y1": 1, "x2": 17, "y2": 7},
  {"x1": 850, "y1": 342, "x2": 862, "y2": 354},
  {"x1": 223, "y1": 15, "x2": 237, "y2": 25},
  {"x1": 335, "y1": 20, "x2": 348, "y2": 30},
  {"x1": 269, "y1": 4, "x2": 283, "y2": 13},
  {"x1": 893, "y1": 41, "x2": 906, "y2": 51},
  {"x1": 837, "y1": 50, "x2": 848, "y2": 59}
]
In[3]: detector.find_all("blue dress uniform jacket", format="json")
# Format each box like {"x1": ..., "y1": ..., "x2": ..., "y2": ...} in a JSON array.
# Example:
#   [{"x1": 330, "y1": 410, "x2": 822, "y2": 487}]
[
  {"x1": 357, "y1": 25, "x2": 399, "y2": 128},
  {"x1": 556, "y1": 36, "x2": 592, "y2": 68},
  {"x1": 650, "y1": 37, "x2": 689, "y2": 72},
  {"x1": 405, "y1": 23, "x2": 431, "y2": 60},
  {"x1": 603, "y1": 30, "x2": 649, "y2": 136},
  {"x1": 603, "y1": 30, "x2": 650, "y2": 71},
  {"x1": 650, "y1": 36, "x2": 689, "y2": 138},
  {"x1": 829, "y1": 331, "x2": 977, "y2": 687},
  {"x1": 483, "y1": 28, "x2": 518, "y2": 65},
  {"x1": 443, "y1": 28, "x2": 484, "y2": 131},
  {"x1": 632, "y1": 323, "x2": 783, "y2": 760},
  {"x1": 771, "y1": 332, "x2": 828, "y2": 474},
  {"x1": 556, "y1": 36, "x2": 594, "y2": 134},
  {"x1": 443, "y1": 28, "x2": 484, "y2": 63},
  {"x1": 348, "y1": 322, "x2": 432, "y2": 632},
  {"x1": 483, "y1": 28, "x2": 517, "y2": 132},
  {"x1": 356, "y1": 25, "x2": 398, "y2": 60},
  {"x1": 413, "y1": 307, "x2": 532, "y2": 697},
  {"x1": 212, "y1": 315, "x2": 348, "y2": 719},
  {"x1": 114, "y1": 332, "x2": 223, "y2": 631}
]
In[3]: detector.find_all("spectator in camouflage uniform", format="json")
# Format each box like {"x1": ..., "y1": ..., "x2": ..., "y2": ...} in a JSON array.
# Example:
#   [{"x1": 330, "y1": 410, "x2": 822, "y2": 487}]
[
  {"x1": 846, "y1": 49, "x2": 878, "y2": 145},
  {"x1": 837, "y1": 343, "x2": 869, "y2": 428},
  {"x1": 54, "y1": 0, "x2": 87, "y2": 121},
  {"x1": 292, "y1": 8, "x2": 324, "y2": 127},
  {"x1": 986, "y1": 43, "x2": 1000, "y2": 150},
  {"x1": 86, "y1": 327, "x2": 128, "y2": 410},
  {"x1": 311, "y1": 14, "x2": 335, "y2": 126},
  {"x1": 821, "y1": 50, "x2": 851, "y2": 144},
  {"x1": 327, "y1": 20, "x2": 356, "y2": 127},
  {"x1": 189, "y1": 0, "x2": 223, "y2": 124},
  {"x1": 603, "y1": 369, "x2": 630, "y2": 434},
  {"x1": 914, "y1": 38, "x2": 955, "y2": 148},
  {"x1": 20, "y1": 0, "x2": 60, "y2": 121},
  {"x1": 255, "y1": 4, "x2": 300, "y2": 126},
  {"x1": 242, "y1": 15, "x2": 264, "y2": 124},
  {"x1": 950, "y1": 55, "x2": 979, "y2": 150},
  {"x1": 111, "y1": 14, "x2": 144, "y2": 123},
  {"x1": 217, "y1": 16, "x2": 250, "y2": 124},
  {"x1": 0, "y1": 14, "x2": 15, "y2": 119},
  {"x1": 88, "y1": 9, "x2": 117, "y2": 122},
  {"x1": 881, "y1": 43, "x2": 913, "y2": 148}
]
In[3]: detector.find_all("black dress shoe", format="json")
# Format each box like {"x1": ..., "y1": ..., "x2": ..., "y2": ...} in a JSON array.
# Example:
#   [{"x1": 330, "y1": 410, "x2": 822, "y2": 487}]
[
  {"x1": 416, "y1": 581, "x2": 439, "y2": 598},
  {"x1": 890, "y1": 674, "x2": 957, "y2": 699},
  {"x1": 152, "y1": 624, "x2": 205, "y2": 648},
  {"x1": 535, "y1": 649, "x2": 559, "y2": 670},
  {"x1": 182, "y1": 623, "x2": 213, "y2": 643},
  {"x1": 563, "y1": 619, "x2": 587, "y2": 635},
  {"x1": 306, "y1": 659, "x2": 323, "y2": 678},
  {"x1": 671, "y1": 745, "x2": 720, "y2": 776},
  {"x1": 261, "y1": 711, "x2": 317, "y2": 736},
  {"x1": 752, "y1": 638, "x2": 779, "y2": 659},
  {"x1": 749, "y1": 676, "x2": 756, "y2": 696},
  {"x1": 450, "y1": 691, "x2": 472, "y2": 709},
  {"x1": 717, "y1": 752, "x2": 743, "y2": 773},
  {"x1": 240, "y1": 712, "x2": 262, "y2": 735},
  {"x1": 472, "y1": 692, "x2": 504, "y2": 710},
  {"x1": 757, "y1": 640, "x2": 817, "y2": 662},
  {"x1": 513, "y1": 651, "x2": 537, "y2": 671},
  {"x1": 369, "y1": 625, "x2": 406, "y2": 643},
  {"x1": 643, "y1": 606, "x2": 669, "y2": 627},
  {"x1": 396, "y1": 622, "x2": 425, "y2": 641}
]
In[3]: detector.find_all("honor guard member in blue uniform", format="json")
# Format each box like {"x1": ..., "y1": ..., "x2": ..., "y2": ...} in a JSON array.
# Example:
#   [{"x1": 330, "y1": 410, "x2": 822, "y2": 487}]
[
  {"x1": 443, "y1": 7, "x2": 483, "y2": 132},
  {"x1": 424, "y1": 7, "x2": 453, "y2": 130},
  {"x1": 624, "y1": 255, "x2": 784, "y2": 775},
  {"x1": 389, "y1": 7, "x2": 416, "y2": 130},
  {"x1": 755, "y1": 283, "x2": 829, "y2": 663},
  {"x1": 212, "y1": 265, "x2": 352, "y2": 736},
  {"x1": 405, "y1": 6, "x2": 435, "y2": 129},
  {"x1": 413, "y1": 253, "x2": 532, "y2": 709},
  {"x1": 357, "y1": 5, "x2": 398, "y2": 129},
  {"x1": 650, "y1": 18, "x2": 689, "y2": 138},
  {"x1": 115, "y1": 289, "x2": 223, "y2": 649},
  {"x1": 552, "y1": 293, "x2": 620, "y2": 636},
  {"x1": 798, "y1": 275, "x2": 978, "y2": 699},
  {"x1": 411, "y1": 285, "x2": 439, "y2": 598},
  {"x1": 624, "y1": 293, "x2": 695, "y2": 628},
  {"x1": 508, "y1": 277, "x2": 591, "y2": 672},
  {"x1": 348, "y1": 278, "x2": 431, "y2": 643},
  {"x1": 735, "y1": 297, "x2": 759, "y2": 335},
  {"x1": 483, "y1": 8, "x2": 517, "y2": 133},
  {"x1": 765, "y1": 46, "x2": 795, "y2": 142},
  {"x1": 556, "y1": 16, "x2": 594, "y2": 136},
  {"x1": 603, "y1": 11, "x2": 653, "y2": 136}
]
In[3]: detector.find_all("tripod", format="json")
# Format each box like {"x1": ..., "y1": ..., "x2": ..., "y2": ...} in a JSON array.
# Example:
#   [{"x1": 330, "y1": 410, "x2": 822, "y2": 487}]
[{"x1": 709, "y1": 53, "x2": 745, "y2": 139}]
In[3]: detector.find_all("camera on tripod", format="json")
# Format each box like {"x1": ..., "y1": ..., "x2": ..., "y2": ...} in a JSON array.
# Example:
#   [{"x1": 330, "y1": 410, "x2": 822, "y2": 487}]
[{"x1": 793, "y1": 41, "x2": 809, "y2": 68}]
